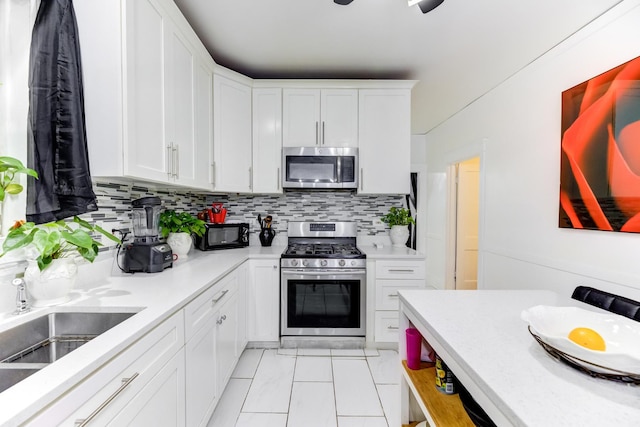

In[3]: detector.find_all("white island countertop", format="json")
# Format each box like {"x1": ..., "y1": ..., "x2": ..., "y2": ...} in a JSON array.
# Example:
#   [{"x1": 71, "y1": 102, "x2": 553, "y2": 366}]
[
  {"x1": 398, "y1": 290, "x2": 640, "y2": 427},
  {"x1": 0, "y1": 245, "x2": 284, "y2": 426}
]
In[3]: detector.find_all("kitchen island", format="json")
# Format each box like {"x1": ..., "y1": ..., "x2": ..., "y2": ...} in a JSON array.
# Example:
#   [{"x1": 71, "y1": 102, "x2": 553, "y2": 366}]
[{"x1": 398, "y1": 290, "x2": 640, "y2": 427}]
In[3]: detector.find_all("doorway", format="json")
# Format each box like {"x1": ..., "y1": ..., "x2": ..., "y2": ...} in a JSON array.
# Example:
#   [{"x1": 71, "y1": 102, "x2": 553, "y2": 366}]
[{"x1": 451, "y1": 157, "x2": 480, "y2": 290}]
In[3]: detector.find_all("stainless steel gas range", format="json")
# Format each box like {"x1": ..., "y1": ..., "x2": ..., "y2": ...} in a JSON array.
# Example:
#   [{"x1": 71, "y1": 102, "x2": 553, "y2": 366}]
[{"x1": 281, "y1": 221, "x2": 366, "y2": 337}]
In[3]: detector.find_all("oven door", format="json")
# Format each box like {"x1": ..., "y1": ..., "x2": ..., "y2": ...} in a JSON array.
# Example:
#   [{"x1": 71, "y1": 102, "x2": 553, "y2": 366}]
[{"x1": 281, "y1": 268, "x2": 366, "y2": 336}]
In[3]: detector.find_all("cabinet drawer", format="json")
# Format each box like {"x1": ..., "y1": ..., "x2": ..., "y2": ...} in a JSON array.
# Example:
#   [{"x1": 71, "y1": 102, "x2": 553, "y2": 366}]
[
  {"x1": 374, "y1": 311, "x2": 400, "y2": 343},
  {"x1": 184, "y1": 270, "x2": 238, "y2": 341},
  {"x1": 28, "y1": 311, "x2": 185, "y2": 426},
  {"x1": 376, "y1": 280, "x2": 425, "y2": 310},
  {"x1": 376, "y1": 260, "x2": 425, "y2": 280}
]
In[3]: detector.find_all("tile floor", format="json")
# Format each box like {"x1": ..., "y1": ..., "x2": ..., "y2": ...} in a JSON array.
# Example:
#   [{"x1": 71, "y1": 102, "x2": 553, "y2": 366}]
[{"x1": 207, "y1": 348, "x2": 400, "y2": 427}]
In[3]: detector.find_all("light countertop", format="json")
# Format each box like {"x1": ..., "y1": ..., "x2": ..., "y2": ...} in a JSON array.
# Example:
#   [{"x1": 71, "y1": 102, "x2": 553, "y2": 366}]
[
  {"x1": 398, "y1": 290, "x2": 640, "y2": 427},
  {"x1": 358, "y1": 243, "x2": 424, "y2": 259},
  {"x1": 0, "y1": 244, "x2": 284, "y2": 426}
]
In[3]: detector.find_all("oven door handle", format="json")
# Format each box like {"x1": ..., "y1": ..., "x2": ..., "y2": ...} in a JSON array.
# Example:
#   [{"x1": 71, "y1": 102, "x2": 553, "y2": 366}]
[{"x1": 281, "y1": 269, "x2": 366, "y2": 276}]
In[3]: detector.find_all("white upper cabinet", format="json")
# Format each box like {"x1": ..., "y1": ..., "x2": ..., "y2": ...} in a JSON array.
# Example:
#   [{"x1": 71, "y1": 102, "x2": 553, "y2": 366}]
[
  {"x1": 320, "y1": 89, "x2": 359, "y2": 147},
  {"x1": 213, "y1": 74, "x2": 253, "y2": 193},
  {"x1": 123, "y1": 0, "x2": 168, "y2": 182},
  {"x1": 358, "y1": 89, "x2": 412, "y2": 194},
  {"x1": 75, "y1": 0, "x2": 214, "y2": 191},
  {"x1": 252, "y1": 88, "x2": 283, "y2": 194},
  {"x1": 282, "y1": 89, "x2": 358, "y2": 147}
]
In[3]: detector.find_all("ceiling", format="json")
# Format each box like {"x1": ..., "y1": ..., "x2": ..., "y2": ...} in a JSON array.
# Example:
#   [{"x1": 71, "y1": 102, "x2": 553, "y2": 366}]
[{"x1": 173, "y1": 0, "x2": 621, "y2": 134}]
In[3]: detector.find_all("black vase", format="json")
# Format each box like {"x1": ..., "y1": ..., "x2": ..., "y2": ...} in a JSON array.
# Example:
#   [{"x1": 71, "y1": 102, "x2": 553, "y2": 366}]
[{"x1": 259, "y1": 228, "x2": 275, "y2": 247}]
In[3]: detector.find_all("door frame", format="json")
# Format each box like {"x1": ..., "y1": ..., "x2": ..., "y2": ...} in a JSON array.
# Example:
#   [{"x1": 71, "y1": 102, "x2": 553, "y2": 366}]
[{"x1": 444, "y1": 139, "x2": 487, "y2": 290}]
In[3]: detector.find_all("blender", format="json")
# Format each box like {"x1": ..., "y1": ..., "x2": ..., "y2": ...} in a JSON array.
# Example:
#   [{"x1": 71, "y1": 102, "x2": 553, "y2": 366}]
[{"x1": 122, "y1": 197, "x2": 173, "y2": 273}]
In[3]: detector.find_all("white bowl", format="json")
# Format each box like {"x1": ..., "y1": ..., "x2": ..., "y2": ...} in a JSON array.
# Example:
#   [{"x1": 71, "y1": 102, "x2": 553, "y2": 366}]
[{"x1": 521, "y1": 305, "x2": 640, "y2": 374}]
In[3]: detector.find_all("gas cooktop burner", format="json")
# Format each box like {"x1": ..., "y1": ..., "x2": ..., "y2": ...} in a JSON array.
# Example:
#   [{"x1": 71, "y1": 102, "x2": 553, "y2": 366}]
[{"x1": 284, "y1": 243, "x2": 364, "y2": 258}]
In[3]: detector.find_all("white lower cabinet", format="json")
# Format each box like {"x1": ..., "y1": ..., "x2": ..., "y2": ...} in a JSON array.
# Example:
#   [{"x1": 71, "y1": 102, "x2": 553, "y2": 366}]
[
  {"x1": 215, "y1": 290, "x2": 239, "y2": 395},
  {"x1": 27, "y1": 312, "x2": 185, "y2": 426},
  {"x1": 185, "y1": 269, "x2": 242, "y2": 427},
  {"x1": 372, "y1": 259, "x2": 426, "y2": 343},
  {"x1": 247, "y1": 259, "x2": 280, "y2": 342}
]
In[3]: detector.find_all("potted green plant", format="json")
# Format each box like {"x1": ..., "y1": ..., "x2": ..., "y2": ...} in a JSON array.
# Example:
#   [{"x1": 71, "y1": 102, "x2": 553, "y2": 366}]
[
  {"x1": 159, "y1": 210, "x2": 206, "y2": 260},
  {"x1": 0, "y1": 216, "x2": 121, "y2": 306},
  {"x1": 0, "y1": 156, "x2": 38, "y2": 235},
  {"x1": 381, "y1": 206, "x2": 415, "y2": 247}
]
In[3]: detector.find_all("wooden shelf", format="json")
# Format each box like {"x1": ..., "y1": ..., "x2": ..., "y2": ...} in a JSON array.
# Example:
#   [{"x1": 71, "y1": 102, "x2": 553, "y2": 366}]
[{"x1": 402, "y1": 360, "x2": 475, "y2": 427}]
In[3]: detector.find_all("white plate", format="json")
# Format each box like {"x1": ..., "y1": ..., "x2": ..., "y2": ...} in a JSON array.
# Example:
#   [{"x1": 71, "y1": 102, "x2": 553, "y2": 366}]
[{"x1": 521, "y1": 305, "x2": 640, "y2": 375}]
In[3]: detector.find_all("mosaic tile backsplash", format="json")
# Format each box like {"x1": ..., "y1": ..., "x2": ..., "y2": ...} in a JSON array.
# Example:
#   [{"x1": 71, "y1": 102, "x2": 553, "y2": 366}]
[{"x1": 86, "y1": 180, "x2": 406, "y2": 248}]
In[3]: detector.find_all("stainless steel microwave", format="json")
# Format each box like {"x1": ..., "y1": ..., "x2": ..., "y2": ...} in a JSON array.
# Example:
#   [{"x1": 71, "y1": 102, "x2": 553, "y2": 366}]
[
  {"x1": 282, "y1": 147, "x2": 358, "y2": 190},
  {"x1": 195, "y1": 223, "x2": 249, "y2": 250}
]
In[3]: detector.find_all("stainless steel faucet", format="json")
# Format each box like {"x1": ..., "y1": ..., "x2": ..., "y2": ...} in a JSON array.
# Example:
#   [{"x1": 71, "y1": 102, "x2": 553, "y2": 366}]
[{"x1": 13, "y1": 277, "x2": 31, "y2": 315}]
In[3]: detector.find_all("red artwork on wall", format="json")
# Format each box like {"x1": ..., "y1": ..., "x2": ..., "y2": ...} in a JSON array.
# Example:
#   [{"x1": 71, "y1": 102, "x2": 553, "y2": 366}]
[{"x1": 560, "y1": 55, "x2": 640, "y2": 233}]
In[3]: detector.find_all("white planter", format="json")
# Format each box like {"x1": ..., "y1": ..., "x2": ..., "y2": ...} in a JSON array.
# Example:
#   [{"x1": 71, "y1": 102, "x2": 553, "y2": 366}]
[
  {"x1": 167, "y1": 232, "x2": 193, "y2": 261},
  {"x1": 389, "y1": 225, "x2": 410, "y2": 247},
  {"x1": 25, "y1": 258, "x2": 78, "y2": 307}
]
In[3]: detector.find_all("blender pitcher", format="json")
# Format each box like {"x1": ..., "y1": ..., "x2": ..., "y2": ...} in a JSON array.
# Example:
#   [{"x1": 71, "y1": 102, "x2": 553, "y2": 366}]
[{"x1": 131, "y1": 197, "x2": 162, "y2": 243}]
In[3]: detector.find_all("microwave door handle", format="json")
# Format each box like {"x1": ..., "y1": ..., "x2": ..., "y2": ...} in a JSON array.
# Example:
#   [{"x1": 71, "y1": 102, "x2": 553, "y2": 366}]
[{"x1": 337, "y1": 156, "x2": 342, "y2": 184}]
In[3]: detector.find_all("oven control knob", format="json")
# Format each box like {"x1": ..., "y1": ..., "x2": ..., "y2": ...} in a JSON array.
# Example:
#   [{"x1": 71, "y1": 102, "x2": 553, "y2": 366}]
[
  {"x1": 320, "y1": 260, "x2": 328, "y2": 267},
  {"x1": 339, "y1": 260, "x2": 346, "y2": 267},
  {"x1": 291, "y1": 260, "x2": 298, "y2": 267},
  {"x1": 351, "y1": 260, "x2": 357, "y2": 266},
  {"x1": 302, "y1": 260, "x2": 309, "y2": 267}
]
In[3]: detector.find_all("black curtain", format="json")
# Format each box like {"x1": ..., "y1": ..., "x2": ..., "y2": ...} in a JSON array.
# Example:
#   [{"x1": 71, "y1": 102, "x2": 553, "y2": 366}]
[
  {"x1": 406, "y1": 172, "x2": 418, "y2": 249},
  {"x1": 27, "y1": 0, "x2": 97, "y2": 223}
]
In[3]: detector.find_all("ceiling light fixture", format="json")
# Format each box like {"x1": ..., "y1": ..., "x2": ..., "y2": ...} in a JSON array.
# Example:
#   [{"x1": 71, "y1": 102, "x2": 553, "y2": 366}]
[
  {"x1": 408, "y1": 0, "x2": 445, "y2": 14},
  {"x1": 334, "y1": 0, "x2": 354, "y2": 4}
]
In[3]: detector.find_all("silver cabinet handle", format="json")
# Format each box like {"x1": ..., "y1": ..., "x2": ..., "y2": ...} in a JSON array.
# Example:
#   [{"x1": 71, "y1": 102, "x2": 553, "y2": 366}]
[
  {"x1": 277, "y1": 167, "x2": 280, "y2": 190},
  {"x1": 249, "y1": 167, "x2": 253, "y2": 190},
  {"x1": 75, "y1": 373, "x2": 139, "y2": 426},
  {"x1": 322, "y1": 121, "x2": 325, "y2": 145},
  {"x1": 387, "y1": 325, "x2": 399, "y2": 330},
  {"x1": 173, "y1": 144, "x2": 179, "y2": 178},
  {"x1": 389, "y1": 293, "x2": 399, "y2": 298},
  {"x1": 360, "y1": 168, "x2": 363, "y2": 191},
  {"x1": 211, "y1": 162, "x2": 216, "y2": 187},
  {"x1": 388, "y1": 269, "x2": 415, "y2": 273},
  {"x1": 216, "y1": 314, "x2": 227, "y2": 325},
  {"x1": 315, "y1": 121, "x2": 319, "y2": 145},
  {"x1": 167, "y1": 145, "x2": 172, "y2": 178},
  {"x1": 212, "y1": 289, "x2": 229, "y2": 305}
]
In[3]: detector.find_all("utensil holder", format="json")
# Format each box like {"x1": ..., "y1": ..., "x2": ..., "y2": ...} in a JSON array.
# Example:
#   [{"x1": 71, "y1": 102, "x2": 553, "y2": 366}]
[{"x1": 259, "y1": 228, "x2": 275, "y2": 247}]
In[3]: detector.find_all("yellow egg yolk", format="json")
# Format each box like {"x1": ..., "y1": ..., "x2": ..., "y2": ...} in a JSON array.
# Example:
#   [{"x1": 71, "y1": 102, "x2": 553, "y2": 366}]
[{"x1": 568, "y1": 327, "x2": 606, "y2": 351}]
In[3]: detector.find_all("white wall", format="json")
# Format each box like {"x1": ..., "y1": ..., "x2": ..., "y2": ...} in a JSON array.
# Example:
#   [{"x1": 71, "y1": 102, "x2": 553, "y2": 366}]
[
  {"x1": 0, "y1": 0, "x2": 37, "y2": 233},
  {"x1": 423, "y1": 0, "x2": 640, "y2": 301}
]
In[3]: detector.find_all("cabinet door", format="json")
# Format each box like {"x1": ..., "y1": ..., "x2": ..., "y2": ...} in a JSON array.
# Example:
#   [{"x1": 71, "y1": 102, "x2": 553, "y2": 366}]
[
  {"x1": 193, "y1": 59, "x2": 215, "y2": 189},
  {"x1": 213, "y1": 74, "x2": 253, "y2": 192},
  {"x1": 247, "y1": 260, "x2": 280, "y2": 342},
  {"x1": 358, "y1": 89, "x2": 411, "y2": 194},
  {"x1": 124, "y1": 0, "x2": 170, "y2": 182},
  {"x1": 216, "y1": 291, "x2": 239, "y2": 395},
  {"x1": 165, "y1": 24, "x2": 195, "y2": 184},
  {"x1": 236, "y1": 261, "x2": 250, "y2": 352},
  {"x1": 282, "y1": 89, "x2": 321, "y2": 147},
  {"x1": 109, "y1": 350, "x2": 186, "y2": 426},
  {"x1": 185, "y1": 315, "x2": 217, "y2": 427},
  {"x1": 252, "y1": 88, "x2": 283, "y2": 193},
  {"x1": 321, "y1": 89, "x2": 358, "y2": 147}
]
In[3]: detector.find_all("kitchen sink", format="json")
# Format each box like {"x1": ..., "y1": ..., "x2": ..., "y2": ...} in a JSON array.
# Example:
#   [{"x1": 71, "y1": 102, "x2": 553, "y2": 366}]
[{"x1": 0, "y1": 311, "x2": 138, "y2": 393}]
